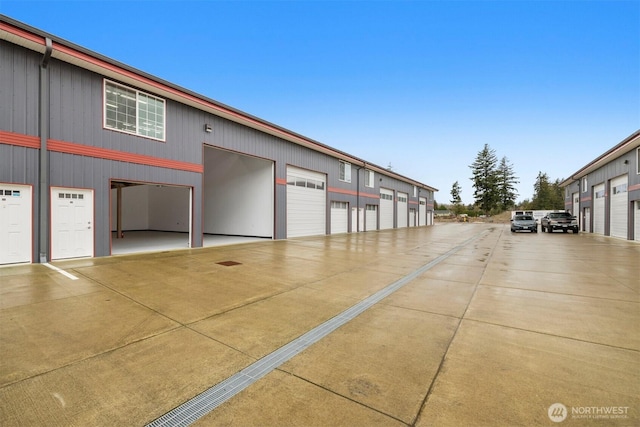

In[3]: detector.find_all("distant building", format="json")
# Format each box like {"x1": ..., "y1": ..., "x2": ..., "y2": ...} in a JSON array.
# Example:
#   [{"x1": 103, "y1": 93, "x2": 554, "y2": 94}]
[{"x1": 560, "y1": 130, "x2": 640, "y2": 240}]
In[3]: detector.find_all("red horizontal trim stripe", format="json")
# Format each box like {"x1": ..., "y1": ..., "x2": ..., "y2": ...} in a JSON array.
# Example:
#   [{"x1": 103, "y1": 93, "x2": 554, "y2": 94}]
[
  {"x1": 48, "y1": 139, "x2": 203, "y2": 173},
  {"x1": 327, "y1": 187, "x2": 380, "y2": 199},
  {"x1": 0, "y1": 22, "x2": 46, "y2": 46},
  {"x1": 409, "y1": 200, "x2": 419, "y2": 205},
  {"x1": 629, "y1": 183, "x2": 640, "y2": 191},
  {"x1": 276, "y1": 178, "x2": 287, "y2": 185},
  {"x1": 581, "y1": 196, "x2": 592, "y2": 202},
  {"x1": 0, "y1": 130, "x2": 40, "y2": 149}
]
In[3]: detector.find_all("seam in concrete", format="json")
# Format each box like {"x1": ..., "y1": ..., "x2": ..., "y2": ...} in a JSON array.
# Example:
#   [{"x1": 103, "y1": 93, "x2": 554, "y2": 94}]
[
  {"x1": 146, "y1": 229, "x2": 490, "y2": 427},
  {"x1": 412, "y1": 226, "x2": 502, "y2": 426}
]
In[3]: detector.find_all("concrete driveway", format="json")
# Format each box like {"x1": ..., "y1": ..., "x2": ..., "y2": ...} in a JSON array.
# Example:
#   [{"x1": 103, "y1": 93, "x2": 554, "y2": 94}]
[{"x1": 1, "y1": 223, "x2": 638, "y2": 426}]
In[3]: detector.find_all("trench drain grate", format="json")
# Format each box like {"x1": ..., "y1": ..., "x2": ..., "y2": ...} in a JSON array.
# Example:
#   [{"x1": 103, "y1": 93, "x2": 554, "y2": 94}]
[{"x1": 147, "y1": 230, "x2": 490, "y2": 427}]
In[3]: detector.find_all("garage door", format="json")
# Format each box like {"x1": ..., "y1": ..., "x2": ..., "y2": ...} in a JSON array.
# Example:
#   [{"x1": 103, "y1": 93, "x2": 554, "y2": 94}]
[
  {"x1": 331, "y1": 201, "x2": 348, "y2": 234},
  {"x1": 380, "y1": 188, "x2": 394, "y2": 230},
  {"x1": 51, "y1": 187, "x2": 94, "y2": 260},
  {"x1": 572, "y1": 192, "x2": 580, "y2": 230},
  {"x1": 397, "y1": 192, "x2": 408, "y2": 228},
  {"x1": 365, "y1": 204, "x2": 378, "y2": 231},
  {"x1": 0, "y1": 184, "x2": 32, "y2": 265},
  {"x1": 286, "y1": 167, "x2": 326, "y2": 238},
  {"x1": 409, "y1": 208, "x2": 417, "y2": 227},
  {"x1": 593, "y1": 183, "x2": 605, "y2": 235},
  {"x1": 610, "y1": 175, "x2": 628, "y2": 239},
  {"x1": 635, "y1": 201, "x2": 640, "y2": 241},
  {"x1": 419, "y1": 197, "x2": 427, "y2": 226}
]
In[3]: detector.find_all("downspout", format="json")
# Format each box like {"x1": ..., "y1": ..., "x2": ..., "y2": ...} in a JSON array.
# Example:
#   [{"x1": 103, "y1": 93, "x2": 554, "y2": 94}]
[{"x1": 39, "y1": 38, "x2": 52, "y2": 263}]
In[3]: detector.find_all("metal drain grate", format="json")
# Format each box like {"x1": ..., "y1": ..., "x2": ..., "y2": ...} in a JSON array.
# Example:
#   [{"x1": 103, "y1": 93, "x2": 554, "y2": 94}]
[
  {"x1": 147, "y1": 230, "x2": 489, "y2": 427},
  {"x1": 216, "y1": 261, "x2": 242, "y2": 267}
]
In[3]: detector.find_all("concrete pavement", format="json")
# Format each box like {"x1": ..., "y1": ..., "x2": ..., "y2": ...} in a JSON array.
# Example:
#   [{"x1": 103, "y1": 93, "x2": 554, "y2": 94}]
[{"x1": 0, "y1": 223, "x2": 638, "y2": 426}]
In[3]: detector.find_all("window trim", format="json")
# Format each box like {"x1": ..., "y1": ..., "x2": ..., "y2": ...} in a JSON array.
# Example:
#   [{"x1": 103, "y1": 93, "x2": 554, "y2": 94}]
[
  {"x1": 103, "y1": 79, "x2": 166, "y2": 142},
  {"x1": 582, "y1": 177, "x2": 588, "y2": 193},
  {"x1": 339, "y1": 160, "x2": 352, "y2": 183},
  {"x1": 636, "y1": 147, "x2": 640, "y2": 175},
  {"x1": 364, "y1": 169, "x2": 374, "y2": 188}
]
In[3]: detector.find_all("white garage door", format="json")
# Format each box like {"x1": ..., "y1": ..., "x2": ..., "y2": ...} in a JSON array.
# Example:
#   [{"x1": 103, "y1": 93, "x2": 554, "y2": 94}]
[
  {"x1": 286, "y1": 167, "x2": 326, "y2": 238},
  {"x1": 331, "y1": 201, "x2": 348, "y2": 234},
  {"x1": 409, "y1": 208, "x2": 417, "y2": 227},
  {"x1": 572, "y1": 192, "x2": 580, "y2": 230},
  {"x1": 610, "y1": 175, "x2": 628, "y2": 239},
  {"x1": 380, "y1": 188, "x2": 394, "y2": 230},
  {"x1": 635, "y1": 201, "x2": 640, "y2": 241},
  {"x1": 51, "y1": 187, "x2": 94, "y2": 260},
  {"x1": 0, "y1": 184, "x2": 32, "y2": 265},
  {"x1": 365, "y1": 204, "x2": 378, "y2": 231},
  {"x1": 397, "y1": 192, "x2": 408, "y2": 228},
  {"x1": 593, "y1": 183, "x2": 605, "y2": 235},
  {"x1": 419, "y1": 197, "x2": 427, "y2": 226}
]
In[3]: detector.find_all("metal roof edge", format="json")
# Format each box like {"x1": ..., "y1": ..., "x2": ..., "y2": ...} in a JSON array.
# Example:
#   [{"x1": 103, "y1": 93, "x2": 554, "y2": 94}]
[{"x1": 559, "y1": 129, "x2": 640, "y2": 187}]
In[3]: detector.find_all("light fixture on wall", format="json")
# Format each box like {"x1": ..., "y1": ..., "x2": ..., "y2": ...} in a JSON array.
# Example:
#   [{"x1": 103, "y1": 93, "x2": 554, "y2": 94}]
[
  {"x1": 204, "y1": 124, "x2": 212, "y2": 133},
  {"x1": 623, "y1": 159, "x2": 629, "y2": 165}
]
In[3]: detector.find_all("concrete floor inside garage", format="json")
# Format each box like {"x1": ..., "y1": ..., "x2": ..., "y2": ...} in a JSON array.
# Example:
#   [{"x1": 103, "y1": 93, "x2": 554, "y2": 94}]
[{"x1": 1, "y1": 224, "x2": 638, "y2": 426}]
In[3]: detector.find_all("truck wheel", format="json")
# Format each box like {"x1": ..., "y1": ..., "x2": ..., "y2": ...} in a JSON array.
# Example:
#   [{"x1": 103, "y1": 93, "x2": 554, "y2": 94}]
[{"x1": 563, "y1": 229, "x2": 568, "y2": 233}]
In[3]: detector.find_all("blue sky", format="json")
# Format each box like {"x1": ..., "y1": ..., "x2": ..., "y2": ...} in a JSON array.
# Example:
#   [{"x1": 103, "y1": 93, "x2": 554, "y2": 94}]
[{"x1": 1, "y1": 0, "x2": 638, "y2": 205}]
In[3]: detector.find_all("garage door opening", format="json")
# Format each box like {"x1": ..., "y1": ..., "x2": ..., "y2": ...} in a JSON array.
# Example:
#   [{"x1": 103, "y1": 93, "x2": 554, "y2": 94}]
[
  {"x1": 110, "y1": 182, "x2": 192, "y2": 255},
  {"x1": 204, "y1": 147, "x2": 274, "y2": 244}
]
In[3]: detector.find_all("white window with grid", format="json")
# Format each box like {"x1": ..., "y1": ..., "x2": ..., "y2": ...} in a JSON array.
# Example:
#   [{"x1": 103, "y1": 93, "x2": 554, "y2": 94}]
[{"x1": 104, "y1": 80, "x2": 166, "y2": 141}]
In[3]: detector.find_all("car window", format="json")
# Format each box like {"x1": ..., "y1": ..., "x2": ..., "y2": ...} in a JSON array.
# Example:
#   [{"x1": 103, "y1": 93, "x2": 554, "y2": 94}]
[{"x1": 521, "y1": 215, "x2": 533, "y2": 220}]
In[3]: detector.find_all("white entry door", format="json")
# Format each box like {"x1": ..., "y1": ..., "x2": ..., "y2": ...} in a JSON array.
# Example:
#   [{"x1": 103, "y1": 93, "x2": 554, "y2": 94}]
[
  {"x1": 0, "y1": 184, "x2": 32, "y2": 264},
  {"x1": 51, "y1": 187, "x2": 94, "y2": 260},
  {"x1": 351, "y1": 207, "x2": 364, "y2": 232},
  {"x1": 583, "y1": 207, "x2": 591, "y2": 233}
]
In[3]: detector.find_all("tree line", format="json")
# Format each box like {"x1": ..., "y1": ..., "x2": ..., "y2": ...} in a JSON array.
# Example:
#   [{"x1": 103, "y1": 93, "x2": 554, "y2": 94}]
[{"x1": 445, "y1": 144, "x2": 565, "y2": 215}]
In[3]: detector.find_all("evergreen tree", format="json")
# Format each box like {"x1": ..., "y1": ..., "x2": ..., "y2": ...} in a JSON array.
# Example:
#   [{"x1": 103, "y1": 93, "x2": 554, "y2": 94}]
[
  {"x1": 469, "y1": 144, "x2": 499, "y2": 213},
  {"x1": 496, "y1": 156, "x2": 519, "y2": 211},
  {"x1": 450, "y1": 181, "x2": 463, "y2": 215},
  {"x1": 532, "y1": 172, "x2": 565, "y2": 209}
]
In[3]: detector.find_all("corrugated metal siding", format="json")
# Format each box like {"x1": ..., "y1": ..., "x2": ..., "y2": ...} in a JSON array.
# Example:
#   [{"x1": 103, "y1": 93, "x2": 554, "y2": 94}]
[{"x1": 0, "y1": 41, "x2": 40, "y2": 135}]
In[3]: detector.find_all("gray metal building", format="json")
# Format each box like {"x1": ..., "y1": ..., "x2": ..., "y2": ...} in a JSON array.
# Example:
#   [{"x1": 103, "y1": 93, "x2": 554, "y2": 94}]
[
  {"x1": 0, "y1": 16, "x2": 437, "y2": 265},
  {"x1": 561, "y1": 130, "x2": 640, "y2": 241}
]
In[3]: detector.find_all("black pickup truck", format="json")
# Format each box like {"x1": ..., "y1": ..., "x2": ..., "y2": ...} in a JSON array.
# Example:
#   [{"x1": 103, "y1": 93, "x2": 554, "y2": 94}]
[{"x1": 540, "y1": 212, "x2": 579, "y2": 233}]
